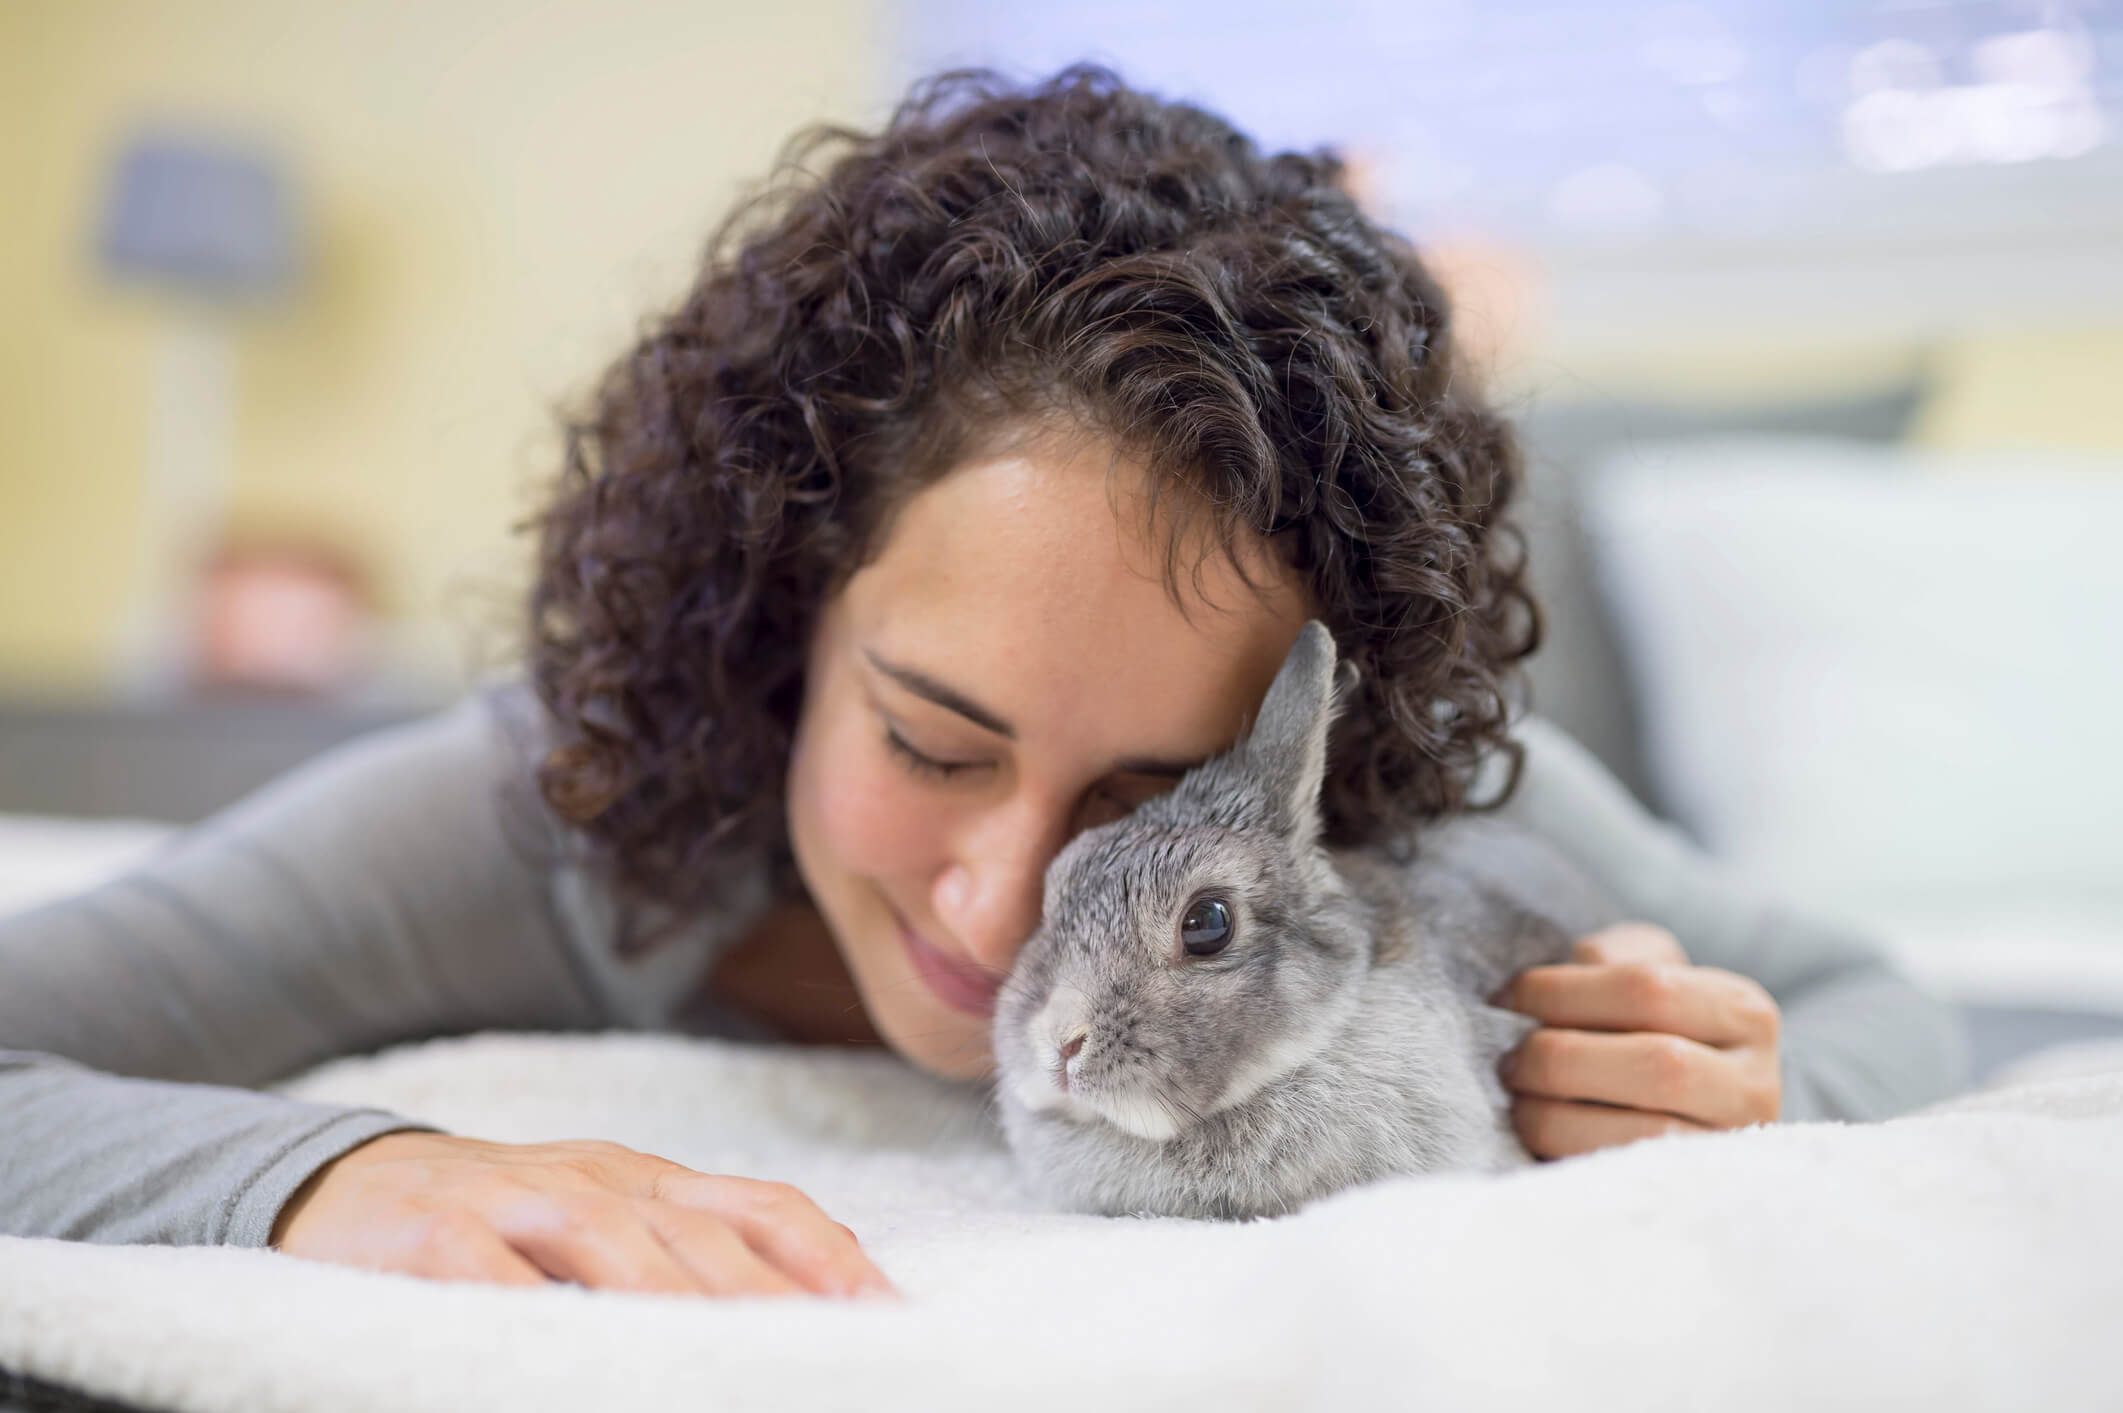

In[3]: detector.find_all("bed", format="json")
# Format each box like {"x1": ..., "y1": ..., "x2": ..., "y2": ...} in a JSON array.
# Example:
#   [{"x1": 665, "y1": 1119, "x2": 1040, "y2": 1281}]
[
  {"x1": 3, "y1": 791, "x2": 2123, "y2": 1413},
  {"x1": 5, "y1": 421, "x2": 2120, "y2": 1411}
]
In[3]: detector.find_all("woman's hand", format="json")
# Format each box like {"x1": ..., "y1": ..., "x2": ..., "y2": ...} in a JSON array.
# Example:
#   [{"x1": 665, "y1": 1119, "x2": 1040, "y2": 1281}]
[
  {"x1": 269, "y1": 1131, "x2": 899, "y2": 1300},
  {"x1": 1490, "y1": 923, "x2": 1782, "y2": 1159}
]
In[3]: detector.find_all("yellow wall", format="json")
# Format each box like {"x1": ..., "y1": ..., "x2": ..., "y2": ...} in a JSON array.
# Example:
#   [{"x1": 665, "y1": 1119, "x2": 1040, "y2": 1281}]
[
  {"x1": 0, "y1": 0, "x2": 875, "y2": 696},
  {"x1": 5, "y1": 6, "x2": 2117, "y2": 701},
  {"x1": 1523, "y1": 327, "x2": 2123, "y2": 453},
  {"x1": 1908, "y1": 327, "x2": 2123, "y2": 453}
]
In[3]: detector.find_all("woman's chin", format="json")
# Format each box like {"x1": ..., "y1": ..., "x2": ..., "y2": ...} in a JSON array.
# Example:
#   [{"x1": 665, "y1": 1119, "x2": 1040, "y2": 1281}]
[{"x1": 872, "y1": 999, "x2": 998, "y2": 1083}]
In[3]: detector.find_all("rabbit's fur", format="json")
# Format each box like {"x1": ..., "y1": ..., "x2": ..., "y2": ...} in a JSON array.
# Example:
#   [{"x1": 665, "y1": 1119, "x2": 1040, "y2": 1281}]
[{"x1": 992, "y1": 621, "x2": 1623, "y2": 1219}]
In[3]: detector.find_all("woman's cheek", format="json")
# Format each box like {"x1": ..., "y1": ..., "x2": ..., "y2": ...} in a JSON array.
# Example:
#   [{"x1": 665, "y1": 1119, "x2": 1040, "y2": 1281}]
[{"x1": 811, "y1": 725, "x2": 952, "y2": 879}]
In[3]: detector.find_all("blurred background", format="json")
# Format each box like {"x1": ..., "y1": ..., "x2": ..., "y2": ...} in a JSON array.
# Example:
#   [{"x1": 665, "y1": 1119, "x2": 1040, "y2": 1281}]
[{"x1": 3, "y1": 1, "x2": 2119, "y2": 1074}]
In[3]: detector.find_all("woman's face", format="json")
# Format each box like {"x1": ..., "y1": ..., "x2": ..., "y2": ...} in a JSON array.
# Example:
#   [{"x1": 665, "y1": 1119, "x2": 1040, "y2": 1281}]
[{"x1": 783, "y1": 431, "x2": 1314, "y2": 1082}]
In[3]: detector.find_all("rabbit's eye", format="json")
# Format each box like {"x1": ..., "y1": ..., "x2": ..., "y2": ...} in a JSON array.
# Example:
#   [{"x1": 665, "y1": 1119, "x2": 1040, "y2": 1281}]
[{"x1": 1180, "y1": 897, "x2": 1233, "y2": 956}]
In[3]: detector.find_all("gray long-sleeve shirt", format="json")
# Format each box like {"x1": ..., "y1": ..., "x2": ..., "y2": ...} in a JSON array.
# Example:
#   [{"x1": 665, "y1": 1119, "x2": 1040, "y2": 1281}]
[{"x1": 0, "y1": 682, "x2": 1971, "y2": 1249}]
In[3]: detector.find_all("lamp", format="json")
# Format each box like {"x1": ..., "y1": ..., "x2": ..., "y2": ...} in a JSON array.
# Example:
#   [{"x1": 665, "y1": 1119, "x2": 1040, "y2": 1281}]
[{"x1": 91, "y1": 127, "x2": 305, "y2": 698}]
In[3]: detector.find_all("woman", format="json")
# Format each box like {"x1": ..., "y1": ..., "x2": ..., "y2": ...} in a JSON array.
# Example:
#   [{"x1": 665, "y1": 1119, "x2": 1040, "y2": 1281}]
[{"x1": 0, "y1": 67, "x2": 1965, "y2": 1302}]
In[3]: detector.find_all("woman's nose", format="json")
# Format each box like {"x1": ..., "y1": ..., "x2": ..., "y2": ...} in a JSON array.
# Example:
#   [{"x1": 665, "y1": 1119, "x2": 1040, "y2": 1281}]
[
  {"x1": 932, "y1": 860, "x2": 1042, "y2": 974},
  {"x1": 931, "y1": 825, "x2": 1054, "y2": 974}
]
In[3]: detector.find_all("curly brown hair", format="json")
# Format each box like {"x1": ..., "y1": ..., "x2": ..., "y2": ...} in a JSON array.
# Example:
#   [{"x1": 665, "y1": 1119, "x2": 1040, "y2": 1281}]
[{"x1": 520, "y1": 65, "x2": 1540, "y2": 954}]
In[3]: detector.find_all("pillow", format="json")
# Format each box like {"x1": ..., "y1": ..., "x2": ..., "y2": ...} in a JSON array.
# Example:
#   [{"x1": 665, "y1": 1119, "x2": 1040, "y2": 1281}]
[
  {"x1": 0, "y1": 813, "x2": 174, "y2": 920},
  {"x1": 1510, "y1": 382, "x2": 1925, "y2": 809},
  {"x1": 1579, "y1": 435, "x2": 2123, "y2": 915}
]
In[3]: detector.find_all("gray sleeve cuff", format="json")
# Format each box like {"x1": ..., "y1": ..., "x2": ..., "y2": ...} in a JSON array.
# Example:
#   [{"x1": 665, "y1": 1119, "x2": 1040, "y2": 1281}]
[
  {"x1": 0, "y1": 1052, "x2": 444, "y2": 1250},
  {"x1": 223, "y1": 1107, "x2": 446, "y2": 1250},
  {"x1": 1771, "y1": 965, "x2": 1973, "y2": 1124}
]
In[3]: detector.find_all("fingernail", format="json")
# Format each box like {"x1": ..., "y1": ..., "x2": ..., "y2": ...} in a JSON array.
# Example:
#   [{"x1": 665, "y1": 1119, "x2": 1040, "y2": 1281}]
[{"x1": 854, "y1": 1276, "x2": 902, "y2": 1301}]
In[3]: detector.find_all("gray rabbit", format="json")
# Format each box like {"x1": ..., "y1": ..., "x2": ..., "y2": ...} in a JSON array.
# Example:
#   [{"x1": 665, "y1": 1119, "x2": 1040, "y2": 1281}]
[{"x1": 991, "y1": 620, "x2": 1624, "y2": 1219}]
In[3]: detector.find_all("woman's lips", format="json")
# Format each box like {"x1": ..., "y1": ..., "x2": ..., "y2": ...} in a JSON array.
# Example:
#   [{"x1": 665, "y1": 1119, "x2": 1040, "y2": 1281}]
[{"x1": 894, "y1": 910, "x2": 1001, "y2": 1017}]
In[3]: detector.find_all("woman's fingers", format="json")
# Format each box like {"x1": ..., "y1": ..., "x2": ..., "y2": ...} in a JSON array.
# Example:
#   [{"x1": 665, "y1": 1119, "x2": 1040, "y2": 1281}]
[
  {"x1": 1487, "y1": 924, "x2": 1786, "y2": 1154},
  {"x1": 654, "y1": 1174, "x2": 899, "y2": 1300},
  {"x1": 540, "y1": 1144, "x2": 896, "y2": 1298},
  {"x1": 486, "y1": 1189, "x2": 722, "y2": 1297},
  {"x1": 1569, "y1": 923, "x2": 1689, "y2": 968},
  {"x1": 271, "y1": 1131, "x2": 900, "y2": 1301},
  {"x1": 1493, "y1": 959, "x2": 1779, "y2": 1049},
  {"x1": 1503, "y1": 1025, "x2": 1767, "y2": 1128},
  {"x1": 1508, "y1": 1094, "x2": 1711, "y2": 1160},
  {"x1": 401, "y1": 1211, "x2": 551, "y2": 1288},
  {"x1": 637, "y1": 1203, "x2": 811, "y2": 1298}
]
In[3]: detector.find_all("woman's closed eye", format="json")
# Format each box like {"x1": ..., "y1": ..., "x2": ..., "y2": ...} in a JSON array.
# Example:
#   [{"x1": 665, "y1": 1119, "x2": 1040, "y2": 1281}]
[
  {"x1": 880, "y1": 724, "x2": 1169, "y2": 824},
  {"x1": 882, "y1": 724, "x2": 988, "y2": 780}
]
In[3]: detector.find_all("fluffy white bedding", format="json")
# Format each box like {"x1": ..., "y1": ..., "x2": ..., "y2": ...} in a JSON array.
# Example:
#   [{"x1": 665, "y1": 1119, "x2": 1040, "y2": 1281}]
[{"x1": 3, "y1": 1029, "x2": 2120, "y2": 1413}]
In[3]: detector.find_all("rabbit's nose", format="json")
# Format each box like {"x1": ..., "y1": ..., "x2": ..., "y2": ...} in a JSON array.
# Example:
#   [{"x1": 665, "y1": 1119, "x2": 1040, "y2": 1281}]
[{"x1": 1055, "y1": 1029, "x2": 1088, "y2": 1092}]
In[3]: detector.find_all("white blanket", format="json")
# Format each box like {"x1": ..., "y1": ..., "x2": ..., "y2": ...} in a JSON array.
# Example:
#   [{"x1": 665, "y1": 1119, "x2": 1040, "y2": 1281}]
[{"x1": 4, "y1": 1031, "x2": 2120, "y2": 1413}]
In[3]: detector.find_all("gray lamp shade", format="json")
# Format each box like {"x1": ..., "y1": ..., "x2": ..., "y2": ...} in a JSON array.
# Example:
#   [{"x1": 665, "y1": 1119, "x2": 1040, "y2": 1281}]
[{"x1": 95, "y1": 129, "x2": 301, "y2": 302}]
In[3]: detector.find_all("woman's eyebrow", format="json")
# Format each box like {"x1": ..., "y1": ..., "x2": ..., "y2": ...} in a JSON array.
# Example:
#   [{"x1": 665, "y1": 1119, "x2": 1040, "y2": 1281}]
[
  {"x1": 861, "y1": 647, "x2": 1207, "y2": 777},
  {"x1": 863, "y1": 648, "x2": 1015, "y2": 737}
]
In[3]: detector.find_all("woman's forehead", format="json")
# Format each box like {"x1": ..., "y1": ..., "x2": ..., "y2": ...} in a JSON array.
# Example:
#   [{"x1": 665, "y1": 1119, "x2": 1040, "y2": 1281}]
[{"x1": 844, "y1": 442, "x2": 1309, "y2": 753}]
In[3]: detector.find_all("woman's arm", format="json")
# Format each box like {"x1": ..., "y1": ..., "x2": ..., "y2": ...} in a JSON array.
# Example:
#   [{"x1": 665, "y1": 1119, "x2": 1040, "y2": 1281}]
[
  {"x1": 1492, "y1": 716, "x2": 1971, "y2": 1124},
  {"x1": 0, "y1": 685, "x2": 663, "y2": 1246},
  {"x1": 1, "y1": 685, "x2": 895, "y2": 1295}
]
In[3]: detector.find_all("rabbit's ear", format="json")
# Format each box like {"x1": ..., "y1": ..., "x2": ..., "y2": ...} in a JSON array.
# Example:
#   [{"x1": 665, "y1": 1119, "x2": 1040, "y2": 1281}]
[{"x1": 1238, "y1": 620, "x2": 1341, "y2": 840}]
